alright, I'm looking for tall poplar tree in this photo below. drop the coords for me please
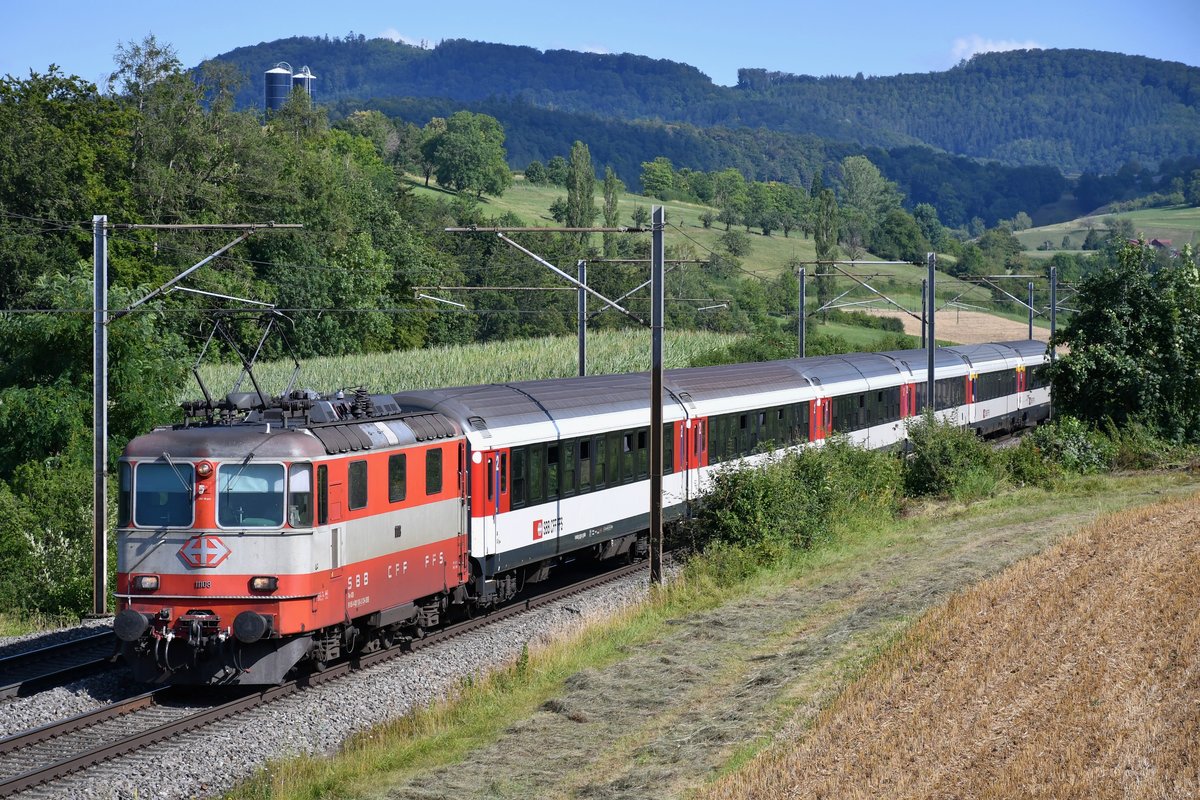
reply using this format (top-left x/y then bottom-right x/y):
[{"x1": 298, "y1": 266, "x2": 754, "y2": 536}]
[
  {"x1": 602, "y1": 166, "x2": 624, "y2": 258},
  {"x1": 814, "y1": 188, "x2": 840, "y2": 321},
  {"x1": 566, "y1": 141, "x2": 597, "y2": 244}
]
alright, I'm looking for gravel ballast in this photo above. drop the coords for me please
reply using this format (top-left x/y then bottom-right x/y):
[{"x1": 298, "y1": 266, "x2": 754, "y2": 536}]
[{"x1": 7, "y1": 568, "x2": 654, "y2": 799}]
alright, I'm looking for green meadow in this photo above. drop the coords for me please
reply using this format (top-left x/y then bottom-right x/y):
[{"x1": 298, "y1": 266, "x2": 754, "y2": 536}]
[{"x1": 1016, "y1": 205, "x2": 1200, "y2": 257}]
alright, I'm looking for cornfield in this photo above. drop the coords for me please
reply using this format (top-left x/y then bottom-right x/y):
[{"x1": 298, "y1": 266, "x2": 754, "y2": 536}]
[{"x1": 193, "y1": 329, "x2": 742, "y2": 399}]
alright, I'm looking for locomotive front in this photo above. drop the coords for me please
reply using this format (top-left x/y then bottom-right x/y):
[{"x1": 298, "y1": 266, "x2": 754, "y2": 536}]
[{"x1": 113, "y1": 423, "x2": 328, "y2": 684}]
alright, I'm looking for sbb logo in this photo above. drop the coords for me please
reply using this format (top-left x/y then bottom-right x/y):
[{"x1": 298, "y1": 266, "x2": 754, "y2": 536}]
[
  {"x1": 177, "y1": 535, "x2": 231, "y2": 569},
  {"x1": 532, "y1": 517, "x2": 563, "y2": 541}
]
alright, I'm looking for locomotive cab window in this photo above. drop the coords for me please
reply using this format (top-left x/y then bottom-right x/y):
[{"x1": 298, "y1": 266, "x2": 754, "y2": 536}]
[
  {"x1": 348, "y1": 460, "x2": 368, "y2": 511},
  {"x1": 118, "y1": 462, "x2": 131, "y2": 527},
  {"x1": 134, "y1": 462, "x2": 194, "y2": 528},
  {"x1": 426, "y1": 448, "x2": 443, "y2": 496},
  {"x1": 288, "y1": 463, "x2": 313, "y2": 527},
  {"x1": 218, "y1": 463, "x2": 285, "y2": 528},
  {"x1": 317, "y1": 465, "x2": 328, "y2": 525},
  {"x1": 388, "y1": 454, "x2": 407, "y2": 503}
]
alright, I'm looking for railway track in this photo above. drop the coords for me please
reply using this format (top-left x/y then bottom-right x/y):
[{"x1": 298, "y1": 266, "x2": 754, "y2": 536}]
[
  {"x1": 0, "y1": 631, "x2": 116, "y2": 701},
  {"x1": 0, "y1": 557, "x2": 648, "y2": 797}
]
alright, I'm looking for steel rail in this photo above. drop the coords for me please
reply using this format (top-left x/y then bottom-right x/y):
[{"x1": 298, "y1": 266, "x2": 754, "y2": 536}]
[
  {"x1": 0, "y1": 557, "x2": 649, "y2": 796},
  {"x1": 0, "y1": 631, "x2": 116, "y2": 701}
]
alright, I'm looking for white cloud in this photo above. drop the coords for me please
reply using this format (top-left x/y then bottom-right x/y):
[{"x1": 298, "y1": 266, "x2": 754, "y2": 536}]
[
  {"x1": 951, "y1": 34, "x2": 1042, "y2": 62},
  {"x1": 378, "y1": 28, "x2": 428, "y2": 47},
  {"x1": 580, "y1": 43, "x2": 609, "y2": 55}
]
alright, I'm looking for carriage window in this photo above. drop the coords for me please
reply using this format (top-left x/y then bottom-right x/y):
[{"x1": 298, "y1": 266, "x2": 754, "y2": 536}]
[
  {"x1": 500, "y1": 452, "x2": 508, "y2": 494},
  {"x1": 425, "y1": 448, "x2": 443, "y2": 496},
  {"x1": 546, "y1": 444, "x2": 560, "y2": 500},
  {"x1": 607, "y1": 432, "x2": 621, "y2": 484},
  {"x1": 622, "y1": 433, "x2": 634, "y2": 482},
  {"x1": 388, "y1": 454, "x2": 407, "y2": 503},
  {"x1": 348, "y1": 460, "x2": 368, "y2": 511},
  {"x1": 637, "y1": 429, "x2": 649, "y2": 478},
  {"x1": 118, "y1": 462, "x2": 131, "y2": 527},
  {"x1": 664, "y1": 424, "x2": 674, "y2": 474},
  {"x1": 218, "y1": 463, "x2": 285, "y2": 528},
  {"x1": 288, "y1": 462, "x2": 313, "y2": 527},
  {"x1": 592, "y1": 437, "x2": 605, "y2": 489},
  {"x1": 134, "y1": 462, "x2": 193, "y2": 527},
  {"x1": 511, "y1": 448, "x2": 527, "y2": 508},
  {"x1": 561, "y1": 441, "x2": 576, "y2": 497},
  {"x1": 528, "y1": 445, "x2": 544, "y2": 505},
  {"x1": 579, "y1": 439, "x2": 591, "y2": 491}
]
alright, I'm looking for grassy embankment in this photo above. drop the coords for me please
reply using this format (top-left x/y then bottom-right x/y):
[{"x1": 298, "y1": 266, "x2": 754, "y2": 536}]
[
  {"x1": 1016, "y1": 204, "x2": 1200, "y2": 258},
  {"x1": 224, "y1": 468, "x2": 1200, "y2": 800}
]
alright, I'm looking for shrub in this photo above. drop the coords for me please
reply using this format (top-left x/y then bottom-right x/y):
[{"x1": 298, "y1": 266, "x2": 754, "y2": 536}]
[
  {"x1": 903, "y1": 411, "x2": 1000, "y2": 500},
  {"x1": 686, "y1": 438, "x2": 901, "y2": 565},
  {"x1": 1104, "y1": 420, "x2": 1168, "y2": 470},
  {"x1": 1026, "y1": 417, "x2": 1114, "y2": 474},
  {"x1": 1003, "y1": 436, "x2": 1063, "y2": 488}
]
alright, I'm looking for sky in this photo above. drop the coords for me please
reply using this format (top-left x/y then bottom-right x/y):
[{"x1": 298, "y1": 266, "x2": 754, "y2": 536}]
[{"x1": 2, "y1": 0, "x2": 1197, "y2": 88}]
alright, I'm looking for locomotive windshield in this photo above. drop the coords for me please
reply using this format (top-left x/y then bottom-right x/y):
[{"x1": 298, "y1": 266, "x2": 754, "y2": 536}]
[
  {"x1": 134, "y1": 463, "x2": 194, "y2": 527},
  {"x1": 218, "y1": 464, "x2": 285, "y2": 528}
]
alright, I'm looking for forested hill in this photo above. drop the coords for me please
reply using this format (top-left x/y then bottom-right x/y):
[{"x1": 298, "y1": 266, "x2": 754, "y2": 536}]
[{"x1": 207, "y1": 37, "x2": 1200, "y2": 174}]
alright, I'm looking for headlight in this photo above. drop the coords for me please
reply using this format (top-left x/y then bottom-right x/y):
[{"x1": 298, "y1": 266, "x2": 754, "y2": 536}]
[
  {"x1": 249, "y1": 576, "x2": 278, "y2": 592},
  {"x1": 196, "y1": 461, "x2": 213, "y2": 478},
  {"x1": 132, "y1": 575, "x2": 159, "y2": 591}
]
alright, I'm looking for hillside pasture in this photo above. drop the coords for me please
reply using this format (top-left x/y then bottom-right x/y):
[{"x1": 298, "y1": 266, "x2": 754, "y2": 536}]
[
  {"x1": 406, "y1": 175, "x2": 975, "y2": 294},
  {"x1": 1016, "y1": 204, "x2": 1200, "y2": 257}
]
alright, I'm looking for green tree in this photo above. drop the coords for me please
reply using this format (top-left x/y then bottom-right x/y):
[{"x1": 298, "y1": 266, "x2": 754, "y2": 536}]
[
  {"x1": 523, "y1": 159, "x2": 547, "y2": 185},
  {"x1": 546, "y1": 155, "x2": 569, "y2": 186},
  {"x1": 814, "y1": 188, "x2": 839, "y2": 261},
  {"x1": 720, "y1": 229, "x2": 752, "y2": 257},
  {"x1": 1185, "y1": 170, "x2": 1200, "y2": 207},
  {"x1": 565, "y1": 141, "x2": 597, "y2": 238},
  {"x1": 814, "y1": 188, "x2": 840, "y2": 320},
  {"x1": 630, "y1": 204, "x2": 650, "y2": 228},
  {"x1": 712, "y1": 168, "x2": 747, "y2": 231},
  {"x1": 873, "y1": 209, "x2": 930, "y2": 263},
  {"x1": 432, "y1": 111, "x2": 512, "y2": 198},
  {"x1": 602, "y1": 166, "x2": 624, "y2": 258},
  {"x1": 1048, "y1": 241, "x2": 1200, "y2": 441},
  {"x1": 0, "y1": 69, "x2": 132, "y2": 305},
  {"x1": 640, "y1": 156, "x2": 675, "y2": 199},
  {"x1": 773, "y1": 183, "x2": 806, "y2": 238},
  {"x1": 838, "y1": 155, "x2": 901, "y2": 248},
  {"x1": 913, "y1": 203, "x2": 945, "y2": 249},
  {"x1": 418, "y1": 117, "x2": 446, "y2": 187},
  {"x1": 745, "y1": 181, "x2": 778, "y2": 236},
  {"x1": 1082, "y1": 227, "x2": 1105, "y2": 250}
]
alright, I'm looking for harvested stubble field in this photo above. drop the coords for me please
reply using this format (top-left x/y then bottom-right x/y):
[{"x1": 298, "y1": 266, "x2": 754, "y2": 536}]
[
  {"x1": 705, "y1": 493, "x2": 1200, "y2": 800},
  {"x1": 864, "y1": 308, "x2": 1045, "y2": 345},
  {"x1": 273, "y1": 474, "x2": 1199, "y2": 800}
]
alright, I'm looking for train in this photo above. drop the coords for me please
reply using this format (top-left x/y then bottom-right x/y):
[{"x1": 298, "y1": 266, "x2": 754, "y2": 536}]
[{"x1": 112, "y1": 339, "x2": 1051, "y2": 685}]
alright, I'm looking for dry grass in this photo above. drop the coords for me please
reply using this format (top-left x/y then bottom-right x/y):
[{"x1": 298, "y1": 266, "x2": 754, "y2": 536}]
[
  {"x1": 703, "y1": 496, "x2": 1200, "y2": 800},
  {"x1": 862, "y1": 308, "x2": 1045, "y2": 345}
]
